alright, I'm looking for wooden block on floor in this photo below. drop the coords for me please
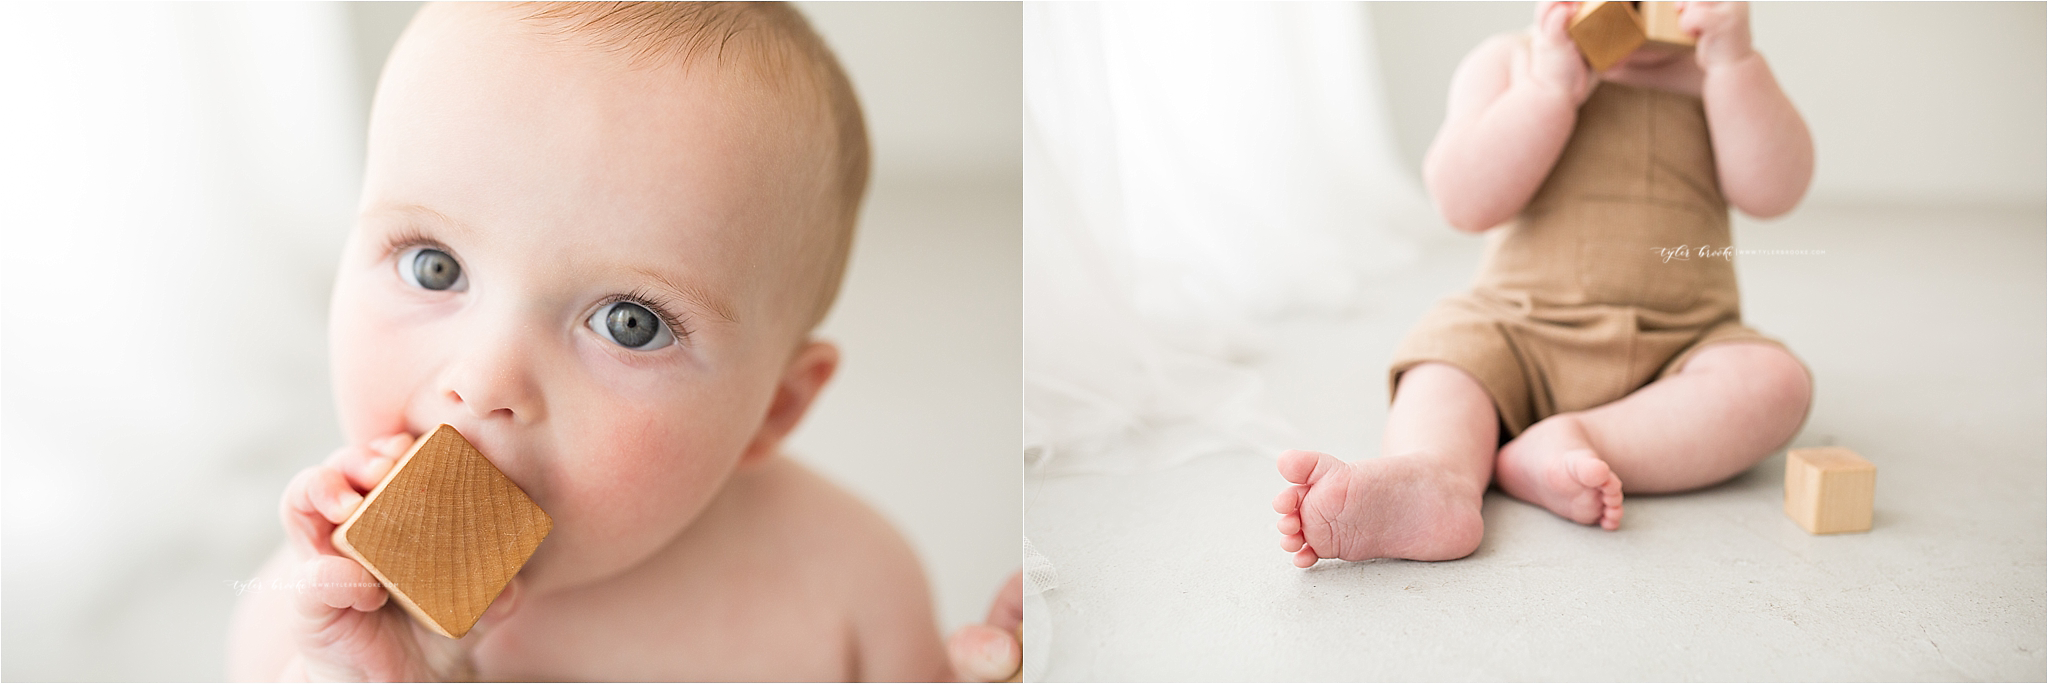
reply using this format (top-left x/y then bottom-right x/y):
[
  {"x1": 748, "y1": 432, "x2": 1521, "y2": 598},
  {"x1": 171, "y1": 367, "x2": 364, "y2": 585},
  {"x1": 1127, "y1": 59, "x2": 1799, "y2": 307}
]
[
  {"x1": 1569, "y1": 0, "x2": 1647, "y2": 72},
  {"x1": 1640, "y1": 1, "x2": 1696, "y2": 48},
  {"x1": 1783, "y1": 446, "x2": 1876, "y2": 534},
  {"x1": 332, "y1": 424, "x2": 552, "y2": 638}
]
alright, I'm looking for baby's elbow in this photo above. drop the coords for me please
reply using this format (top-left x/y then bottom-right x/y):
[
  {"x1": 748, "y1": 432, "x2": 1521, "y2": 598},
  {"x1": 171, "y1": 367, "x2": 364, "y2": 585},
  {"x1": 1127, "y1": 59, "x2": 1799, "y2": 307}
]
[
  {"x1": 1743, "y1": 200, "x2": 1797, "y2": 220},
  {"x1": 1445, "y1": 210, "x2": 1501, "y2": 233},
  {"x1": 1735, "y1": 182, "x2": 1810, "y2": 220},
  {"x1": 1433, "y1": 194, "x2": 1507, "y2": 233},
  {"x1": 1425, "y1": 176, "x2": 1501, "y2": 234}
]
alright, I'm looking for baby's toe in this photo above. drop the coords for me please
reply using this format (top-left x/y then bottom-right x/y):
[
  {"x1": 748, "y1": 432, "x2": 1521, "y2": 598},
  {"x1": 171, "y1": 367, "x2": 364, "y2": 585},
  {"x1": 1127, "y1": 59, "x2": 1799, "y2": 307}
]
[
  {"x1": 1272, "y1": 485, "x2": 1304, "y2": 515},
  {"x1": 1277, "y1": 450, "x2": 1318, "y2": 484},
  {"x1": 1565, "y1": 450, "x2": 1613, "y2": 488}
]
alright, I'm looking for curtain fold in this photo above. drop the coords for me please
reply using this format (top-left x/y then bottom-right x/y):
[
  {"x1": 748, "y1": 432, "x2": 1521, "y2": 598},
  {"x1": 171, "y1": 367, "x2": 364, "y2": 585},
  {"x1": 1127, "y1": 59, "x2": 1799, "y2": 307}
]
[{"x1": 1024, "y1": 2, "x2": 1426, "y2": 477}]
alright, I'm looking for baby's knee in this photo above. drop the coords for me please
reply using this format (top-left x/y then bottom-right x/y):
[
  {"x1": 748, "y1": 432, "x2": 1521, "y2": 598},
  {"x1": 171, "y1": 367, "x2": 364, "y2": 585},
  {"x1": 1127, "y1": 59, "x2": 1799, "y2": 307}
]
[{"x1": 1719, "y1": 343, "x2": 1812, "y2": 418}]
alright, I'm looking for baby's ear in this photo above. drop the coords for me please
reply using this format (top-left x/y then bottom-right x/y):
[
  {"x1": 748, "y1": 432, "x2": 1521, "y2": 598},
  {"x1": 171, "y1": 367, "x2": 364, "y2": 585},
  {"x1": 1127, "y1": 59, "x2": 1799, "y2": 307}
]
[{"x1": 739, "y1": 340, "x2": 840, "y2": 463}]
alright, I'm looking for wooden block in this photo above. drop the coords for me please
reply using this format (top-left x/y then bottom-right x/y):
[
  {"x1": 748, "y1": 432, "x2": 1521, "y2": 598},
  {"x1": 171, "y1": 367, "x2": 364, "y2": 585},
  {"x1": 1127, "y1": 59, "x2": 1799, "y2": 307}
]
[
  {"x1": 1640, "y1": 1, "x2": 1696, "y2": 48},
  {"x1": 331, "y1": 424, "x2": 552, "y2": 638},
  {"x1": 1783, "y1": 446, "x2": 1876, "y2": 534},
  {"x1": 1569, "y1": 1, "x2": 1647, "y2": 72}
]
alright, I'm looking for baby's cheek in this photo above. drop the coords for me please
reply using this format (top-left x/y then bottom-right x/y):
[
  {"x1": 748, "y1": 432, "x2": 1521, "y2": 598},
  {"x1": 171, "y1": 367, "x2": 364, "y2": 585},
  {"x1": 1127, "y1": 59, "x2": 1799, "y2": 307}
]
[
  {"x1": 328, "y1": 274, "x2": 434, "y2": 444},
  {"x1": 569, "y1": 403, "x2": 732, "y2": 517}
]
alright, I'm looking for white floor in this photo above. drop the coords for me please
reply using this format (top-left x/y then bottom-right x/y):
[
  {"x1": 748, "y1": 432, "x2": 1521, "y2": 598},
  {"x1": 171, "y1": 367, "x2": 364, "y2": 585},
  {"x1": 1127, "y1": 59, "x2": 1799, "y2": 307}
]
[{"x1": 1025, "y1": 203, "x2": 2046, "y2": 680}]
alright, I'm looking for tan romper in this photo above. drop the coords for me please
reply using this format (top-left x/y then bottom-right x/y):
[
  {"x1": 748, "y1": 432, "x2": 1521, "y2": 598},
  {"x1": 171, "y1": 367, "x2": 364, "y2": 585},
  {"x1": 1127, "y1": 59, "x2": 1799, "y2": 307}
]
[{"x1": 1389, "y1": 82, "x2": 1801, "y2": 438}]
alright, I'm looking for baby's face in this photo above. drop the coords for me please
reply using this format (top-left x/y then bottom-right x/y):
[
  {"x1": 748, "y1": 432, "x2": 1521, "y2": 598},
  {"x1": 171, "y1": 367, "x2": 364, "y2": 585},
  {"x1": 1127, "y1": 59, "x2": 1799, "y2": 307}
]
[{"x1": 329, "y1": 4, "x2": 832, "y2": 592}]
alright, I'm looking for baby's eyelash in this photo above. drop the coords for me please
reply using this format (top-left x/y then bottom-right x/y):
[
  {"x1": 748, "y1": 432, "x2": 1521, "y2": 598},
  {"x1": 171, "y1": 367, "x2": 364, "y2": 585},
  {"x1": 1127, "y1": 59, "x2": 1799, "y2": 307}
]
[
  {"x1": 379, "y1": 229, "x2": 691, "y2": 345},
  {"x1": 382, "y1": 227, "x2": 451, "y2": 259},
  {"x1": 603, "y1": 289, "x2": 694, "y2": 343}
]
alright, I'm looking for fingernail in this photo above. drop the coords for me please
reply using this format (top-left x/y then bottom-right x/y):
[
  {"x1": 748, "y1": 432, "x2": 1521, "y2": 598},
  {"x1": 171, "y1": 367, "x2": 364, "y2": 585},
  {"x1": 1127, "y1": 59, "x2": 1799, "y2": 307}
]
[
  {"x1": 334, "y1": 490, "x2": 363, "y2": 516},
  {"x1": 376, "y1": 434, "x2": 410, "y2": 451},
  {"x1": 984, "y1": 634, "x2": 1014, "y2": 662}
]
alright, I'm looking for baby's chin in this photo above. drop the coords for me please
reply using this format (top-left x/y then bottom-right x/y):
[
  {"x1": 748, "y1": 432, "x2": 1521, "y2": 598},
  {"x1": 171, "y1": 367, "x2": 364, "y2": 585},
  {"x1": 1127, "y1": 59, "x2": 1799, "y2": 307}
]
[{"x1": 512, "y1": 529, "x2": 660, "y2": 595}]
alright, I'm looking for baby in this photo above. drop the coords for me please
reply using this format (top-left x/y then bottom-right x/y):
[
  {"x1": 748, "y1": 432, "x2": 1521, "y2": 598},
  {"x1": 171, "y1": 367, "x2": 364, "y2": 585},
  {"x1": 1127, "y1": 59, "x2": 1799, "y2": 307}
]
[
  {"x1": 1274, "y1": 1, "x2": 1815, "y2": 565},
  {"x1": 226, "y1": 3, "x2": 968, "y2": 679}
]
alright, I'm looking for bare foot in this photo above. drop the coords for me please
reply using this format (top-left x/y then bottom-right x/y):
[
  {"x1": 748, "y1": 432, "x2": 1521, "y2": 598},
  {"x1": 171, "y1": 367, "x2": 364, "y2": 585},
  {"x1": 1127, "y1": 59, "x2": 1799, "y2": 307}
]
[
  {"x1": 1494, "y1": 414, "x2": 1624, "y2": 530},
  {"x1": 1271, "y1": 450, "x2": 1485, "y2": 567}
]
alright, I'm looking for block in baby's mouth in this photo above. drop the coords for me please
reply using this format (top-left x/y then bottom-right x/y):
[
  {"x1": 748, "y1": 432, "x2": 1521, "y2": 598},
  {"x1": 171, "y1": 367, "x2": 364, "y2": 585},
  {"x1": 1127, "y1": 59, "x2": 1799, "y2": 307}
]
[{"x1": 331, "y1": 424, "x2": 552, "y2": 639}]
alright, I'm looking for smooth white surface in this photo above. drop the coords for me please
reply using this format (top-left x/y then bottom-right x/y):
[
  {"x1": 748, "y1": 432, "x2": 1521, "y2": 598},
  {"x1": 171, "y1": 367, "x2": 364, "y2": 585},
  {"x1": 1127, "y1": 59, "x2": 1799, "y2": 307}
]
[{"x1": 1025, "y1": 203, "x2": 2046, "y2": 680}]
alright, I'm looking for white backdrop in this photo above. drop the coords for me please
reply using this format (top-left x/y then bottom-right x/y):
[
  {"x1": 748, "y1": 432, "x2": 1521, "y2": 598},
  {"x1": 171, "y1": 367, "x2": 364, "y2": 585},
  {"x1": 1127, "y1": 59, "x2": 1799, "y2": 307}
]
[
  {"x1": 1024, "y1": 2, "x2": 1425, "y2": 476},
  {"x1": 0, "y1": 2, "x2": 1020, "y2": 680}
]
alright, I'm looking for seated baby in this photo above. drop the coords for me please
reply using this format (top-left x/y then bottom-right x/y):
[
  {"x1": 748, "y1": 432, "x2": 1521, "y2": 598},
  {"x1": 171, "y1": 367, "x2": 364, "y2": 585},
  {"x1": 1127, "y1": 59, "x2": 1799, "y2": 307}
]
[
  {"x1": 1274, "y1": 0, "x2": 1815, "y2": 565},
  {"x1": 227, "y1": 3, "x2": 959, "y2": 679}
]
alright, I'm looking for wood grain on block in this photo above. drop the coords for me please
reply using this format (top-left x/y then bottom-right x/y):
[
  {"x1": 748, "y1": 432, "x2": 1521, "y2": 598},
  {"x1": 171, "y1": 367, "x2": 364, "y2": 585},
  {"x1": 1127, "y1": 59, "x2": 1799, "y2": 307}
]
[
  {"x1": 1783, "y1": 446, "x2": 1876, "y2": 535},
  {"x1": 331, "y1": 424, "x2": 552, "y2": 638},
  {"x1": 1569, "y1": 0, "x2": 1647, "y2": 72},
  {"x1": 1640, "y1": 1, "x2": 1696, "y2": 47}
]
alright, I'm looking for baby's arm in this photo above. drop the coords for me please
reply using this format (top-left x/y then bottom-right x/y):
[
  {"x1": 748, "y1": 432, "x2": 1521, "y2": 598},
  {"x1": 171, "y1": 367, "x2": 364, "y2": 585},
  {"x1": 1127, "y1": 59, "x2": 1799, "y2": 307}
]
[
  {"x1": 1684, "y1": 1, "x2": 1814, "y2": 217},
  {"x1": 1424, "y1": 2, "x2": 1594, "y2": 232}
]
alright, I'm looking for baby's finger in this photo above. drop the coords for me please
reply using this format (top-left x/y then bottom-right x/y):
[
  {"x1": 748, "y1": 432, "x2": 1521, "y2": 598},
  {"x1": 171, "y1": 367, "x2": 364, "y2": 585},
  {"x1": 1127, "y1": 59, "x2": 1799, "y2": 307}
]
[
  {"x1": 1276, "y1": 514, "x2": 1301, "y2": 537},
  {"x1": 280, "y1": 466, "x2": 358, "y2": 558},
  {"x1": 947, "y1": 624, "x2": 1021, "y2": 683},
  {"x1": 1539, "y1": 2, "x2": 1576, "y2": 40},
  {"x1": 983, "y1": 571, "x2": 1023, "y2": 632},
  {"x1": 1292, "y1": 546, "x2": 1320, "y2": 568},
  {"x1": 1272, "y1": 485, "x2": 1304, "y2": 515},
  {"x1": 292, "y1": 554, "x2": 389, "y2": 619},
  {"x1": 288, "y1": 466, "x2": 364, "y2": 524},
  {"x1": 328, "y1": 434, "x2": 414, "y2": 491},
  {"x1": 1281, "y1": 533, "x2": 1305, "y2": 553}
]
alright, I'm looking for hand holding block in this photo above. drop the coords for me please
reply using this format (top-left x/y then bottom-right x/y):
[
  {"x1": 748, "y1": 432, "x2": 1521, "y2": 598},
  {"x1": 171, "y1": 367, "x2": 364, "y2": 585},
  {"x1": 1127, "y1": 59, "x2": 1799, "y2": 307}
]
[
  {"x1": 1569, "y1": 1, "x2": 1695, "y2": 72},
  {"x1": 1638, "y1": 1, "x2": 1695, "y2": 48},
  {"x1": 1783, "y1": 446, "x2": 1876, "y2": 534},
  {"x1": 1569, "y1": 1, "x2": 1647, "y2": 72},
  {"x1": 331, "y1": 425, "x2": 552, "y2": 638}
]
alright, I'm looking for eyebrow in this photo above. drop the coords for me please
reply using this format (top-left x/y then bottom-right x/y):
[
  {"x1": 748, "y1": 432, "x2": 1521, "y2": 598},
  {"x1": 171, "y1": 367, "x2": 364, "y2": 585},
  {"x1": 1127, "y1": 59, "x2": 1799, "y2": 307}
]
[
  {"x1": 370, "y1": 203, "x2": 475, "y2": 238},
  {"x1": 634, "y1": 266, "x2": 738, "y2": 325}
]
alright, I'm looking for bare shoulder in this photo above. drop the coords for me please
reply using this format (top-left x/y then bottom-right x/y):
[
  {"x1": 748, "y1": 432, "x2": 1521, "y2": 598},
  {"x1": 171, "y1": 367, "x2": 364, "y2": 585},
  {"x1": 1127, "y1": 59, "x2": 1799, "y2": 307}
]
[{"x1": 718, "y1": 456, "x2": 952, "y2": 681}]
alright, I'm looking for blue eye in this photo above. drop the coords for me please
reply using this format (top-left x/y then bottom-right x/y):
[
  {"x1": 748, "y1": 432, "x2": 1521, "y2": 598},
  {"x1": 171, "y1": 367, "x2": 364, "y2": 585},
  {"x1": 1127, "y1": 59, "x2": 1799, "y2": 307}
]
[
  {"x1": 587, "y1": 300, "x2": 675, "y2": 350},
  {"x1": 397, "y1": 246, "x2": 465, "y2": 291}
]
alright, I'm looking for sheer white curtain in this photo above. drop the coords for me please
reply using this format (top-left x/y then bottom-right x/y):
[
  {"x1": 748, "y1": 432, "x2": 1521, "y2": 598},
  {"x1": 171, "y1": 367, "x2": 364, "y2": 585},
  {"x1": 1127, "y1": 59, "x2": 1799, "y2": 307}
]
[
  {"x1": 1024, "y1": 2, "x2": 1426, "y2": 477},
  {"x1": 1, "y1": 4, "x2": 361, "y2": 679}
]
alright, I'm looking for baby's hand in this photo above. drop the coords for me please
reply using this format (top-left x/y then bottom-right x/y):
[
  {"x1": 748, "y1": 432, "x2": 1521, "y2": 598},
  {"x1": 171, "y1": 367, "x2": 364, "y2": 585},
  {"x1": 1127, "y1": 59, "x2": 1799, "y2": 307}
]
[
  {"x1": 278, "y1": 434, "x2": 443, "y2": 681},
  {"x1": 947, "y1": 571, "x2": 1023, "y2": 682},
  {"x1": 1678, "y1": 1, "x2": 1755, "y2": 71},
  {"x1": 1525, "y1": 1, "x2": 1595, "y2": 103}
]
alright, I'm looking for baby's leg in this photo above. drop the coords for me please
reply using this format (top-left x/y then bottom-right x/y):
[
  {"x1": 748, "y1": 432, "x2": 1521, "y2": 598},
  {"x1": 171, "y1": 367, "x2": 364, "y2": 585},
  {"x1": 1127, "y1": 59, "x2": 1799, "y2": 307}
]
[
  {"x1": 1497, "y1": 342, "x2": 1811, "y2": 524},
  {"x1": 1272, "y1": 363, "x2": 1496, "y2": 565}
]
